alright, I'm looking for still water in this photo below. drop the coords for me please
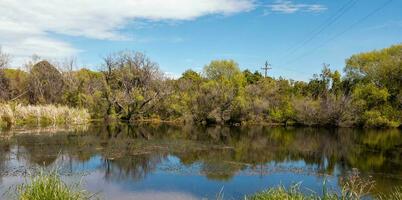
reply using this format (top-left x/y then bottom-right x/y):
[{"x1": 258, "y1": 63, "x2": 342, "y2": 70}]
[{"x1": 0, "y1": 124, "x2": 401, "y2": 199}]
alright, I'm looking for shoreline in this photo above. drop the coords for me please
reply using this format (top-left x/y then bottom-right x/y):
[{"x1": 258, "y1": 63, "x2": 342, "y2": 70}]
[{"x1": 2, "y1": 119, "x2": 400, "y2": 132}]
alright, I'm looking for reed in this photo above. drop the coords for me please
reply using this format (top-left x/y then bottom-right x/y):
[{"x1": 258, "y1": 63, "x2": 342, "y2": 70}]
[
  {"x1": 377, "y1": 187, "x2": 402, "y2": 200},
  {"x1": 0, "y1": 103, "x2": 90, "y2": 128}
]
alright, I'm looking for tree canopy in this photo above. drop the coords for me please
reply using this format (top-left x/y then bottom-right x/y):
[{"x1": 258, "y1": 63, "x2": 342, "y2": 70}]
[{"x1": 0, "y1": 44, "x2": 401, "y2": 127}]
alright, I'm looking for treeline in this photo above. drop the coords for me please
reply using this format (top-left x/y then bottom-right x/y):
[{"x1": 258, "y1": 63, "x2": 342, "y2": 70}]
[{"x1": 0, "y1": 44, "x2": 401, "y2": 127}]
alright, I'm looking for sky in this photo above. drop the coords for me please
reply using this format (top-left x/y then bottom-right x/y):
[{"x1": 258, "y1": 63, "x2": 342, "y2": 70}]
[{"x1": 1, "y1": 0, "x2": 401, "y2": 81}]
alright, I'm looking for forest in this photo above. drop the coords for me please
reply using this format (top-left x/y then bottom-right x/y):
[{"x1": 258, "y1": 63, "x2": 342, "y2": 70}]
[{"x1": 0, "y1": 44, "x2": 401, "y2": 128}]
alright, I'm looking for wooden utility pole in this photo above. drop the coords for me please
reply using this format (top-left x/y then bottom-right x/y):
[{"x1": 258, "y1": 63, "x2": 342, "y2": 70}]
[{"x1": 261, "y1": 61, "x2": 272, "y2": 78}]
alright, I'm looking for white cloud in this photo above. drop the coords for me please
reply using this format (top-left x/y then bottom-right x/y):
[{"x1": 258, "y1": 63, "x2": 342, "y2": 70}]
[
  {"x1": 266, "y1": 0, "x2": 327, "y2": 14},
  {"x1": 0, "y1": 0, "x2": 255, "y2": 66}
]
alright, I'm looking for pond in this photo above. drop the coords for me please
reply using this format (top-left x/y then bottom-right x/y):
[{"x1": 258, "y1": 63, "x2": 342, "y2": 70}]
[{"x1": 0, "y1": 124, "x2": 401, "y2": 199}]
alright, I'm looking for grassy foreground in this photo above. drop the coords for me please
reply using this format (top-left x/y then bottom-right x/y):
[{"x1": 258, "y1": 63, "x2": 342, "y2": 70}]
[
  {"x1": 14, "y1": 171, "x2": 93, "y2": 200},
  {"x1": 245, "y1": 171, "x2": 400, "y2": 200},
  {"x1": 0, "y1": 104, "x2": 90, "y2": 128},
  {"x1": 247, "y1": 185, "x2": 402, "y2": 200},
  {"x1": 5, "y1": 169, "x2": 401, "y2": 200}
]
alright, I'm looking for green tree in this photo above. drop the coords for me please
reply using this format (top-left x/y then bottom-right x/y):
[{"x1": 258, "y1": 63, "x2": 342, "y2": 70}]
[
  {"x1": 345, "y1": 44, "x2": 402, "y2": 108},
  {"x1": 243, "y1": 70, "x2": 263, "y2": 84},
  {"x1": 352, "y1": 83, "x2": 399, "y2": 127},
  {"x1": 193, "y1": 60, "x2": 246, "y2": 124}
]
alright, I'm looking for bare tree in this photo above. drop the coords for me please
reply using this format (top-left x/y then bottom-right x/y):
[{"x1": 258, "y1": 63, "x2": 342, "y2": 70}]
[
  {"x1": 101, "y1": 51, "x2": 169, "y2": 121},
  {"x1": 0, "y1": 47, "x2": 10, "y2": 69}
]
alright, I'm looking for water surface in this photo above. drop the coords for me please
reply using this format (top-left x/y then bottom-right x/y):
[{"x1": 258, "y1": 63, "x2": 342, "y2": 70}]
[{"x1": 0, "y1": 125, "x2": 401, "y2": 199}]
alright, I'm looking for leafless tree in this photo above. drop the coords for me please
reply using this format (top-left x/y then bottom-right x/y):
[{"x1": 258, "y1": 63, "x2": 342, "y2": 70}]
[
  {"x1": 101, "y1": 51, "x2": 169, "y2": 120},
  {"x1": 0, "y1": 47, "x2": 10, "y2": 69}
]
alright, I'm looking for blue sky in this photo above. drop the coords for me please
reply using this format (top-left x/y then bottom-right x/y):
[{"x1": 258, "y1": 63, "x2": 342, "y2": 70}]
[{"x1": 1, "y1": 0, "x2": 401, "y2": 80}]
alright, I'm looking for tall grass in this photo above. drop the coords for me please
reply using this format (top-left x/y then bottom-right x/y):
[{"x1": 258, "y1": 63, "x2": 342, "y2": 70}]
[
  {"x1": 0, "y1": 103, "x2": 90, "y2": 128},
  {"x1": 15, "y1": 170, "x2": 93, "y2": 200},
  {"x1": 246, "y1": 170, "x2": 401, "y2": 200},
  {"x1": 378, "y1": 187, "x2": 402, "y2": 200},
  {"x1": 247, "y1": 185, "x2": 402, "y2": 200},
  {"x1": 247, "y1": 184, "x2": 319, "y2": 200}
]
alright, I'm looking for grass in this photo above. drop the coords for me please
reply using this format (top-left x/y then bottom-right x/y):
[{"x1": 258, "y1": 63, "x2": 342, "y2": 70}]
[
  {"x1": 0, "y1": 103, "x2": 90, "y2": 129},
  {"x1": 247, "y1": 184, "x2": 318, "y2": 200},
  {"x1": 247, "y1": 186, "x2": 402, "y2": 200},
  {"x1": 377, "y1": 187, "x2": 402, "y2": 200},
  {"x1": 246, "y1": 170, "x2": 401, "y2": 200},
  {"x1": 246, "y1": 183, "x2": 402, "y2": 200},
  {"x1": 2, "y1": 168, "x2": 401, "y2": 200},
  {"x1": 14, "y1": 170, "x2": 94, "y2": 200}
]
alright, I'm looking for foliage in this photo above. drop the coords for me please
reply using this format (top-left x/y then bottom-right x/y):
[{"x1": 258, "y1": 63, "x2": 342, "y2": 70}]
[
  {"x1": 0, "y1": 44, "x2": 401, "y2": 127},
  {"x1": 28, "y1": 61, "x2": 64, "y2": 104},
  {"x1": 0, "y1": 48, "x2": 11, "y2": 100},
  {"x1": 101, "y1": 51, "x2": 169, "y2": 121}
]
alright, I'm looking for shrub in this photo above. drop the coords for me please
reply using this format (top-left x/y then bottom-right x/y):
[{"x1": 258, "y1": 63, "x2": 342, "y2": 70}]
[{"x1": 362, "y1": 110, "x2": 399, "y2": 128}]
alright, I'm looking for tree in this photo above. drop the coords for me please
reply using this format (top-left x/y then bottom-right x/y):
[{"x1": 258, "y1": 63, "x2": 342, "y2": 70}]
[
  {"x1": 2, "y1": 69, "x2": 29, "y2": 102},
  {"x1": 243, "y1": 70, "x2": 262, "y2": 84},
  {"x1": 27, "y1": 61, "x2": 64, "y2": 104},
  {"x1": 344, "y1": 45, "x2": 402, "y2": 127},
  {"x1": 101, "y1": 51, "x2": 168, "y2": 121},
  {"x1": 345, "y1": 44, "x2": 402, "y2": 107},
  {"x1": 351, "y1": 83, "x2": 399, "y2": 127},
  {"x1": 193, "y1": 60, "x2": 246, "y2": 124},
  {"x1": 0, "y1": 48, "x2": 11, "y2": 100},
  {"x1": 330, "y1": 70, "x2": 342, "y2": 97}
]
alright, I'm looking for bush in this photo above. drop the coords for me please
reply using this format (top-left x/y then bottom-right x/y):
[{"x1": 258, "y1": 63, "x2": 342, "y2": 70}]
[{"x1": 362, "y1": 110, "x2": 399, "y2": 128}]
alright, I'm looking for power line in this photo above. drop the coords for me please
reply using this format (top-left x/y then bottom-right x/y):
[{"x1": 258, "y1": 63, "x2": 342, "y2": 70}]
[
  {"x1": 285, "y1": 0, "x2": 394, "y2": 65},
  {"x1": 281, "y1": 0, "x2": 359, "y2": 59}
]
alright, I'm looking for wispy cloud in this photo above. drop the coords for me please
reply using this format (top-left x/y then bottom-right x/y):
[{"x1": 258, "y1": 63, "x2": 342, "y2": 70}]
[
  {"x1": 0, "y1": 0, "x2": 255, "y2": 66},
  {"x1": 265, "y1": 0, "x2": 327, "y2": 14}
]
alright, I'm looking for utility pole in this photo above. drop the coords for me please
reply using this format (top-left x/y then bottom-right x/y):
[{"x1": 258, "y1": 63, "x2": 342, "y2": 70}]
[{"x1": 261, "y1": 61, "x2": 272, "y2": 78}]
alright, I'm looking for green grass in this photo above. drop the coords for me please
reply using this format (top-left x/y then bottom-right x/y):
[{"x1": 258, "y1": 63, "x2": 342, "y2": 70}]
[
  {"x1": 246, "y1": 184, "x2": 319, "y2": 200},
  {"x1": 246, "y1": 183, "x2": 402, "y2": 200},
  {"x1": 16, "y1": 170, "x2": 93, "y2": 200}
]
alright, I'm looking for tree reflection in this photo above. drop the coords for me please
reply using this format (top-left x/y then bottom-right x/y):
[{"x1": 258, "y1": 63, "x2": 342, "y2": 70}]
[{"x1": 0, "y1": 124, "x2": 401, "y2": 193}]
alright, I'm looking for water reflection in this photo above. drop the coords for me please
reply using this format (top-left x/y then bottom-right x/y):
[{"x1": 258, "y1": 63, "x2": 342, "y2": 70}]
[{"x1": 0, "y1": 125, "x2": 401, "y2": 197}]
